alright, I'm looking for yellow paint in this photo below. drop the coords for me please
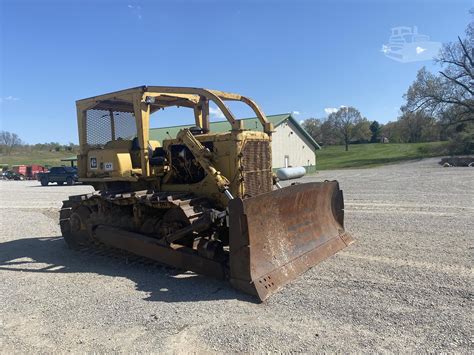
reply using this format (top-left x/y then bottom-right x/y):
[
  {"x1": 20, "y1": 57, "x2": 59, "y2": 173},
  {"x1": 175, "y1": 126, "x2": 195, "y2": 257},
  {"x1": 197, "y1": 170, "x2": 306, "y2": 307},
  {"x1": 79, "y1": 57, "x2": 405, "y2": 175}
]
[{"x1": 76, "y1": 86, "x2": 274, "y2": 201}]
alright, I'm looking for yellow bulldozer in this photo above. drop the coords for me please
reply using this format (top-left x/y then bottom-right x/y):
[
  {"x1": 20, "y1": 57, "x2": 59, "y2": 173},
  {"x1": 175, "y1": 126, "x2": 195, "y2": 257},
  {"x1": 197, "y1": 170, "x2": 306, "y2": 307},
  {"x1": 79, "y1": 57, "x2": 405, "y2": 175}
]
[{"x1": 60, "y1": 86, "x2": 353, "y2": 301}]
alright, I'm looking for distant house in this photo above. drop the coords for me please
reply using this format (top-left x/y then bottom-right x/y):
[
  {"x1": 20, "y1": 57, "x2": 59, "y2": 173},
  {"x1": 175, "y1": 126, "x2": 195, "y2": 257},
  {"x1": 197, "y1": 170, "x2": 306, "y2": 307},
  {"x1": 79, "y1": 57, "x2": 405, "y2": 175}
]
[{"x1": 149, "y1": 113, "x2": 321, "y2": 172}]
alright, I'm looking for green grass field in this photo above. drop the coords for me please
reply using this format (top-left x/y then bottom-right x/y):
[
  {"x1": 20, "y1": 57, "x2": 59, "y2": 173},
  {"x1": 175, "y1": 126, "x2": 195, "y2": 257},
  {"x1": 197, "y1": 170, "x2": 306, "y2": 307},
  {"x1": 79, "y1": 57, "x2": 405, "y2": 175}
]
[
  {"x1": 1, "y1": 142, "x2": 449, "y2": 171},
  {"x1": 316, "y1": 142, "x2": 449, "y2": 170},
  {"x1": 0, "y1": 150, "x2": 77, "y2": 168}
]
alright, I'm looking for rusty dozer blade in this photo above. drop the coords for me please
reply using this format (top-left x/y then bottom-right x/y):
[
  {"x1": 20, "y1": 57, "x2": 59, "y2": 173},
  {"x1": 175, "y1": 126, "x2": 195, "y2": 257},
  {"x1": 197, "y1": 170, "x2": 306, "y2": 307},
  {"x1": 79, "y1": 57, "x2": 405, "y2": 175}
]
[{"x1": 228, "y1": 181, "x2": 354, "y2": 301}]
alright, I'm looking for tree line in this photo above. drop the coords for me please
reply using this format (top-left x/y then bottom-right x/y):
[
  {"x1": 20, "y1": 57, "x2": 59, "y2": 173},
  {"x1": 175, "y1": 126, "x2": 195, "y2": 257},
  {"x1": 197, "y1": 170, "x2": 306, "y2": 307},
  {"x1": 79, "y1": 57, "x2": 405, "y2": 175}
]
[
  {"x1": 0, "y1": 131, "x2": 78, "y2": 155},
  {"x1": 303, "y1": 10, "x2": 473, "y2": 154},
  {"x1": 303, "y1": 110, "x2": 454, "y2": 148},
  {"x1": 303, "y1": 107, "x2": 372, "y2": 151}
]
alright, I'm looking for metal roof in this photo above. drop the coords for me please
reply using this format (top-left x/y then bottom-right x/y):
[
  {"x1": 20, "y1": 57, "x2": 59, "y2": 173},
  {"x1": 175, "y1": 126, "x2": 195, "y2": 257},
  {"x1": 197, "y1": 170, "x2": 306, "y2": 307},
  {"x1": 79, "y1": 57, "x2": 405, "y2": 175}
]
[
  {"x1": 60, "y1": 156, "x2": 78, "y2": 162},
  {"x1": 149, "y1": 113, "x2": 321, "y2": 149}
]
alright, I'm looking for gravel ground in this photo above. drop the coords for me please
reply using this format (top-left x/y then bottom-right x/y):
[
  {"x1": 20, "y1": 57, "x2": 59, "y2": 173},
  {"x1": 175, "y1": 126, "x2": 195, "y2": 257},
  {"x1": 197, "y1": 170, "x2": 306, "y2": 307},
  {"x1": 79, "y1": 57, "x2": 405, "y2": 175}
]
[{"x1": 0, "y1": 158, "x2": 472, "y2": 352}]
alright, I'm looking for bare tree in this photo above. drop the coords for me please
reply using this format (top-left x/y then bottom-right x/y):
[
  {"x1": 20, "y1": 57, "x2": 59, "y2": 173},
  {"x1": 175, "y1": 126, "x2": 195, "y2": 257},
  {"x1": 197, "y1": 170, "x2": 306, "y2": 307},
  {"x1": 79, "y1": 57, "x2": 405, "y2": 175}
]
[
  {"x1": 0, "y1": 131, "x2": 22, "y2": 155},
  {"x1": 302, "y1": 117, "x2": 341, "y2": 146},
  {"x1": 330, "y1": 107, "x2": 364, "y2": 151},
  {"x1": 302, "y1": 118, "x2": 323, "y2": 143},
  {"x1": 403, "y1": 10, "x2": 473, "y2": 124}
]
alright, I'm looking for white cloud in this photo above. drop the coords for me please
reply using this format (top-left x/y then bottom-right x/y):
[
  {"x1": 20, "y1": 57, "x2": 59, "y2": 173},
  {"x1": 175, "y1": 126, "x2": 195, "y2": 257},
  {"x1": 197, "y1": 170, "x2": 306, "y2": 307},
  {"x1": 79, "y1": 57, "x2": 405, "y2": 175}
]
[
  {"x1": 0, "y1": 96, "x2": 20, "y2": 103},
  {"x1": 324, "y1": 105, "x2": 346, "y2": 115},
  {"x1": 291, "y1": 110, "x2": 300, "y2": 116},
  {"x1": 324, "y1": 107, "x2": 338, "y2": 115},
  {"x1": 209, "y1": 106, "x2": 225, "y2": 119}
]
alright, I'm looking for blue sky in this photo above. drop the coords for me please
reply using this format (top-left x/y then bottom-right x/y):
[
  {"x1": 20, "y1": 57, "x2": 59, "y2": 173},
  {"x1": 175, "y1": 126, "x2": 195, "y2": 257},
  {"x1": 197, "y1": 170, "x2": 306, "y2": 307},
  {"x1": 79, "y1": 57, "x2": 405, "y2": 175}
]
[{"x1": 0, "y1": 0, "x2": 472, "y2": 144}]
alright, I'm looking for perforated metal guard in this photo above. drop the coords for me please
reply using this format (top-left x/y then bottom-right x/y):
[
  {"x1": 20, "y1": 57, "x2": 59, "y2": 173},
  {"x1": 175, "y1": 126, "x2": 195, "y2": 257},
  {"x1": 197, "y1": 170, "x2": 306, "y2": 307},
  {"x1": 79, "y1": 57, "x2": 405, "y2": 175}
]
[
  {"x1": 241, "y1": 140, "x2": 273, "y2": 197},
  {"x1": 114, "y1": 111, "x2": 136, "y2": 140},
  {"x1": 86, "y1": 109, "x2": 136, "y2": 146}
]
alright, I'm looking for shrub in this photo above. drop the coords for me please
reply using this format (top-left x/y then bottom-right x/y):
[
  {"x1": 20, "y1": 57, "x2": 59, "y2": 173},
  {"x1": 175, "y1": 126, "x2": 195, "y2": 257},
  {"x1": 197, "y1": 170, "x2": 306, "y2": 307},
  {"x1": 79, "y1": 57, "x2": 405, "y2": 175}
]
[
  {"x1": 417, "y1": 143, "x2": 449, "y2": 156},
  {"x1": 446, "y1": 131, "x2": 474, "y2": 155}
]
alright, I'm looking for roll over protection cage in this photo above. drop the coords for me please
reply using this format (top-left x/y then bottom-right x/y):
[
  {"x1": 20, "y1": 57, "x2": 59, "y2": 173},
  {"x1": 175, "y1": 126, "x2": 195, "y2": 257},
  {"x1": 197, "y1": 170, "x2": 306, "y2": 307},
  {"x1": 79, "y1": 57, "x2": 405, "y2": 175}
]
[{"x1": 76, "y1": 86, "x2": 274, "y2": 177}]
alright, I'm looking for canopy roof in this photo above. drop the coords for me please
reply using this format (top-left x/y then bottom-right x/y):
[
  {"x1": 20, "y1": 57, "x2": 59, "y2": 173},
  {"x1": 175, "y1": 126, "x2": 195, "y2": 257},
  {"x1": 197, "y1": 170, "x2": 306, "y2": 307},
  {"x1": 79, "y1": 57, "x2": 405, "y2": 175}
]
[{"x1": 76, "y1": 85, "x2": 272, "y2": 134}]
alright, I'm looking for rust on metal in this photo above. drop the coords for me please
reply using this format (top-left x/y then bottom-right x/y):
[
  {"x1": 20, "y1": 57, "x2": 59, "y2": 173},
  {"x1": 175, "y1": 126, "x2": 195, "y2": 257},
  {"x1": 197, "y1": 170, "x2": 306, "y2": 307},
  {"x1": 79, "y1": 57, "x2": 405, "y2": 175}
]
[
  {"x1": 229, "y1": 181, "x2": 353, "y2": 301},
  {"x1": 240, "y1": 140, "x2": 273, "y2": 197},
  {"x1": 61, "y1": 180, "x2": 352, "y2": 301},
  {"x1": 62, "y1": 86, "x2": 354, "y2": 302},
  {"x1": 92, "y1": 225, "x2": 226, "y2": 279}
]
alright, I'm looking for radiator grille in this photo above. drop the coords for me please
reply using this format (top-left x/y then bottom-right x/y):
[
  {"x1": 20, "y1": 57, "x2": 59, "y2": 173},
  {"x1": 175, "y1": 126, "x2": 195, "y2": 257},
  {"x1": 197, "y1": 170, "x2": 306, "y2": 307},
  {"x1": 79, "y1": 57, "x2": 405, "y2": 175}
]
[{"x1": 241, "y1": 140, "x2": 273, "y2": 197}]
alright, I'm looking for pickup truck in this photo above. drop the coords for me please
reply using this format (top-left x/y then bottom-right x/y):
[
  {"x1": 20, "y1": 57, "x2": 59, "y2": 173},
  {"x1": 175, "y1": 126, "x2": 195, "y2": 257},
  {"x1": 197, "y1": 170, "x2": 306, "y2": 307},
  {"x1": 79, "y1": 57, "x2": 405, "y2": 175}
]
[{"x1": 37, "y1": 166, "x2": 78, "y2": 186}]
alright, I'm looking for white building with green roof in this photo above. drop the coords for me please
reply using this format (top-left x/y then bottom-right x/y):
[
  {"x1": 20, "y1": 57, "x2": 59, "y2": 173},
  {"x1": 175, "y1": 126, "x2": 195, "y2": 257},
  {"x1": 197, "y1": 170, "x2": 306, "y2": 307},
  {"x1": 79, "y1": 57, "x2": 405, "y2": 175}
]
[{"x1": 149, "y1": 113, "x2": 320, "y2": 172}]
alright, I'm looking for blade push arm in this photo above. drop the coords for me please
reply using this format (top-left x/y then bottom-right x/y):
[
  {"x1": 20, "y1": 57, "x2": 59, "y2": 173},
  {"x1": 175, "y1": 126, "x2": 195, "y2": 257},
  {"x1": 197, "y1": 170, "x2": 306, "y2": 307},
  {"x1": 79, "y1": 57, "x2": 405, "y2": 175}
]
[{"x1": 176, "y1": 129, "x2": 233, "y2": 199}]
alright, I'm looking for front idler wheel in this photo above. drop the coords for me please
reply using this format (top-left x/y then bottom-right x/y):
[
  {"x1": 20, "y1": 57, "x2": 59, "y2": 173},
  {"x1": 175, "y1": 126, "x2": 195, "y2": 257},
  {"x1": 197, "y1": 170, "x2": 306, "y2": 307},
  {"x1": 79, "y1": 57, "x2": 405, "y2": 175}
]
[{"x1": 63, "y1": 206, "x2": 92, "y2": 250}]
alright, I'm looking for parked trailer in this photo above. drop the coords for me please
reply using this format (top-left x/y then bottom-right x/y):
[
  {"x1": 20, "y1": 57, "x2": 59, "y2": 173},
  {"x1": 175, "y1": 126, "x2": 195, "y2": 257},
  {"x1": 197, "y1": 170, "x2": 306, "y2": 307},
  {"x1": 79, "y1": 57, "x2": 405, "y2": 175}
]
[
  {"x1": 11, "y1": 165, "x2": 47, "y2": 180},
  {"x1": 11, "y1": 165, "x2": 27, "y2": 178},
  {"x1": 29, "y1": 164, "x2": 48, "y2": 179}
]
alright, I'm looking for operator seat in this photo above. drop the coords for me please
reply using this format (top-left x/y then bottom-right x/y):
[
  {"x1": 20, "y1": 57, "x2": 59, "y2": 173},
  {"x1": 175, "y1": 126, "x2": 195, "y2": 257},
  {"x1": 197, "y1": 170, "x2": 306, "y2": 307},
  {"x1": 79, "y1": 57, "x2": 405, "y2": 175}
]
[{"x1": 131, "y1": 137, "x2": 164, "y2": 167}]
